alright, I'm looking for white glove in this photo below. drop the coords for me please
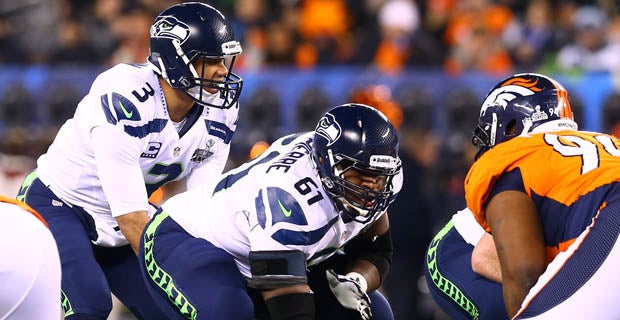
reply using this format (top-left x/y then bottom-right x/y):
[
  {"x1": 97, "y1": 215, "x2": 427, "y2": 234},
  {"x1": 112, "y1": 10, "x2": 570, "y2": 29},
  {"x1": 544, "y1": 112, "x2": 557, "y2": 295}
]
[{"x1": 326, "y1": 269, "x2": 372, "y2": 320}]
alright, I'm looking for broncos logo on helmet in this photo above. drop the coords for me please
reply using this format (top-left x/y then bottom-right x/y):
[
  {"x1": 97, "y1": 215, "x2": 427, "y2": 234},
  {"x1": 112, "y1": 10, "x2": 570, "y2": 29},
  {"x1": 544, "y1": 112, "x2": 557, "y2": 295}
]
[
  {"x1": 150, "y1": 16, "x2": 190, "y2": 44},
  {"x1": 472, "y1": 73, "x2": 578, "y2": 160},
  {"x1": 480, "y1": 77, "x2": 541, "y2": 114},
  {"x1": 315, "y1": 113, "x2": 341, "y2": 147}
]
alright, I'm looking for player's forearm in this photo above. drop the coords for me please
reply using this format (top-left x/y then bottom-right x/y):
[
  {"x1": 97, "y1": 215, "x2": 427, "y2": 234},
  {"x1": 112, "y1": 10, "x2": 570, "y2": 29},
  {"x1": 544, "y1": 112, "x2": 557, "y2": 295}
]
[
  {"x1": 116, "y1": 210, "x2": 151, "y2": 253},
  {"x1": 501, "y1": 261, "x2": 545, "y2": 317},
  {"x1": 346, "y1": 259, "x2": 381, "y2": 292},
  {"x1": 471, "y1": 233, "x2": 502, "y2": 283},
  {"x1": 503, "y1": 276, "x2": 534, "y2": 317}
]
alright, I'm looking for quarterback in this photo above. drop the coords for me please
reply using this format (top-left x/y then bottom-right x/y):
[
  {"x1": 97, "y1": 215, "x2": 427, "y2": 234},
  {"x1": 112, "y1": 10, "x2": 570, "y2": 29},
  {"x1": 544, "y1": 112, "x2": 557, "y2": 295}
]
[{"x1": 16, "y1": 3, "x2": 243, "y2": 319}]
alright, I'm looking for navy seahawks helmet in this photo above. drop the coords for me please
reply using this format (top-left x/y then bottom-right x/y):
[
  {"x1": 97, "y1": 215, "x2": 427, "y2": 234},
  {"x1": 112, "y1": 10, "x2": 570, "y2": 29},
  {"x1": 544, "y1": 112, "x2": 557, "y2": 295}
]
[
  {"x1": 473, "y1": 73, "x2": 578, "y2": 160},
  {"x1": 312, "y1": 104, "x2": 401, "y2": 223},
  {"x1": 148, "y1": 2, "x2": 243, "y2": 109}
]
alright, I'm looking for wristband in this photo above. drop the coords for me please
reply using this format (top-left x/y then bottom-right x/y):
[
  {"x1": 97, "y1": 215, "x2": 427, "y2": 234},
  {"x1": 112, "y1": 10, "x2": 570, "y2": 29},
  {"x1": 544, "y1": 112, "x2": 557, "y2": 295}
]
[{"x1": 345, "y1": 272, "x2": 368, "y2": 292}]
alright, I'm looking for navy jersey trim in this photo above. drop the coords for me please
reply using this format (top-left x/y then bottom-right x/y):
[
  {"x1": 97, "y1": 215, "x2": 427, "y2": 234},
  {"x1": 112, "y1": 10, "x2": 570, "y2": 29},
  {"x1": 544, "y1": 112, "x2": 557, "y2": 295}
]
[
  {"x1": 177, "y1": 104, "x2": 203, "y2": 138},
  {"x1": 101, "y1": 94, "x2": 117, "y2": 125},
  {"x1": 123, "y1": 119, "x2": 168, "y2": 138},
  {"x1": 271, "y1": 216, "x2": 339, "y2": 246},
  {"x1": 213, "y1": 151, "x2": 280, "y2": 194},
  {"x1": 267, "y1": 187, "x2": 307, "y2": 226},
  {"x1": 517, "y1": 201, "x2": 620, "y2": 318},
  {"x1": 205, "y1": 120, "x2": 234, "y2": 144}
]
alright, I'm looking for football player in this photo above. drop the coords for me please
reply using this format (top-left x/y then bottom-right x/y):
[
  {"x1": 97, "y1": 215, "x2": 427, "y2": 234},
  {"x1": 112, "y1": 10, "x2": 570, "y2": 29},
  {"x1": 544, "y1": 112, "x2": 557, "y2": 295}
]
[
  {"x1": 16, "y1": 3, "x2": 243, "y2": 319},
  {"x1": 0, "y1": 197, "x2": 61, "y2": 319},
  {"x1": 138, "y1": 104, "x2": 402, "y2": 320},
  {"x1": 425, "y1": 207, "x2": 507, "y2": 320},
  {"x1": 466, "y1": 73, "x2": 620, "y2": 318}
]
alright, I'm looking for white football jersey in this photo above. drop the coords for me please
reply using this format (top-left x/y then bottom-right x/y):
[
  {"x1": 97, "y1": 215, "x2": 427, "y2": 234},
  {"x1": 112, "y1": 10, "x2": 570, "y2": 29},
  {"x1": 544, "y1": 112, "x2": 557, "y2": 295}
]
[
  {"x1": 163, "y1": 132, "x2": 403, "y2": 277},
  {"x1": 36, "y1": 63, "x2": 238, "y2": 246}
]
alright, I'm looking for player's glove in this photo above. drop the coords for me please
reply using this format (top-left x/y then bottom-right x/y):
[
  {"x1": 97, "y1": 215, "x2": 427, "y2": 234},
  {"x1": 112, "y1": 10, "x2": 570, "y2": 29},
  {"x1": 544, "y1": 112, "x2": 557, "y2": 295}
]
[{"x1": 325, "y1": 269, "x2": 372, "y2": 320}]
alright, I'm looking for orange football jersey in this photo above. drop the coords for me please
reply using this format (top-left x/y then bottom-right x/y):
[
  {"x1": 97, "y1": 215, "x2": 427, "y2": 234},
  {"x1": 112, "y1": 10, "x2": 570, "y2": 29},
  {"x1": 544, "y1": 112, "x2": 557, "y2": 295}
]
[{"x1": 465, "y1": 130, "x2": 620, "y2": 260}]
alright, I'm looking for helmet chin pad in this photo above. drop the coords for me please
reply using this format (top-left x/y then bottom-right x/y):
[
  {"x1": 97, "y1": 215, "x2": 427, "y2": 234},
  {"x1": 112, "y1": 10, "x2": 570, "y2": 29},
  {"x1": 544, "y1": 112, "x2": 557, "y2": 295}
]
[{"x1": 340, "y1": 200, "x2": 370, "y2": 219}]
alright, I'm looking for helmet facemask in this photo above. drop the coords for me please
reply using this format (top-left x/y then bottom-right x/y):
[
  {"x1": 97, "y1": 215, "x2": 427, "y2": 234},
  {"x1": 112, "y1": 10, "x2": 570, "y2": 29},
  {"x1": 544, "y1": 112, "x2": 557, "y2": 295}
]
[
  {"x1": 152, "y1": 39, "x2": 243, "y2": 109},
  {"x1": 318, "y1": 149, "x2": 400, "y2": 223},
  {"x1": 147, "y1": 3, "x2": 243, "y2": 109},
  {"x1": 183, "y1": 52, "x2": 243, "y2": 109},
  {"x1": 472, "y1": 104, "x2": 527, "y2": 160}
]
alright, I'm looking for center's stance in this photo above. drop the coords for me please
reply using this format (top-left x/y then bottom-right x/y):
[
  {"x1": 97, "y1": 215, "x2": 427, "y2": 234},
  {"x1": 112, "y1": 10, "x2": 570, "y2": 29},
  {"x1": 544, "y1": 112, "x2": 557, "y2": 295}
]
[{"x1": 139, "y1": 104, "x2": 402, "y2": 320}]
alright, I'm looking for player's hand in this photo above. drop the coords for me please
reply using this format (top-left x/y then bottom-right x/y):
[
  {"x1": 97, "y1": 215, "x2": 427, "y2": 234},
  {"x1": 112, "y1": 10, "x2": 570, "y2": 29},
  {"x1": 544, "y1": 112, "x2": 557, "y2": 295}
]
[{"x1": 325, "y1": 269, "x2": 372, "y2": 320}]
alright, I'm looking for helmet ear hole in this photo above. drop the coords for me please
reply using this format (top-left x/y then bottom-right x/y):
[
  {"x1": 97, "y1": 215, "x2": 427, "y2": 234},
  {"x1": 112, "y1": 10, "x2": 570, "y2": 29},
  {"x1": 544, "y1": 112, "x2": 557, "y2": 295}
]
[{"x1": 506, "y1": 119, "x2": 517, "y2": 136}]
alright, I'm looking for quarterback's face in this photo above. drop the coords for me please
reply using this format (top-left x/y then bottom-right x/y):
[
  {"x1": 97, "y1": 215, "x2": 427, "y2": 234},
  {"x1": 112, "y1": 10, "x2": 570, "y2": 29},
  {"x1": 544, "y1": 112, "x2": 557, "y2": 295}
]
[{"x1": 193, "y1": 57, "x2": 228, "y2": 94}]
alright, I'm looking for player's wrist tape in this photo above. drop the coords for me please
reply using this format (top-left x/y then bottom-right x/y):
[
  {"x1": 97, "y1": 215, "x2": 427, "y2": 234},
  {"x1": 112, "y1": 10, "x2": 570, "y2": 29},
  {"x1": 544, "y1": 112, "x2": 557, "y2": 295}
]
[
  {"x1": 347, "y1": 229, "x2": 393, "y2": 284},
  {"x1": 345, "y1": 272, "x2": 368, "y2": 293},
  {"x1": 265, "y1": 292, "x2": 315, "y2": 320}
]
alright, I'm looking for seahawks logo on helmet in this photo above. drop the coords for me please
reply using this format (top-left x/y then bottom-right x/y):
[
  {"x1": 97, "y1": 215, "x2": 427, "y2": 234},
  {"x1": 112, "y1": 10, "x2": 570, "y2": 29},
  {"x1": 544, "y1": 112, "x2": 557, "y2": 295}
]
[
  {"x1": 150, "y1": 16, "x2": 190, "y2": 44},
  {"x1": 315, "y1": 113, "x2": 341, "y2": 146}
]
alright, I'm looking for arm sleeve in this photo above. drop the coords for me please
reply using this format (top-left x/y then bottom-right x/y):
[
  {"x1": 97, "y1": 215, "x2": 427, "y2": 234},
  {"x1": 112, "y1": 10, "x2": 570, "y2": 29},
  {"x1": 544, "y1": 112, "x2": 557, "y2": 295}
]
[{"x1": 91, "y1": 126, "x2": 149, "y2": 217}]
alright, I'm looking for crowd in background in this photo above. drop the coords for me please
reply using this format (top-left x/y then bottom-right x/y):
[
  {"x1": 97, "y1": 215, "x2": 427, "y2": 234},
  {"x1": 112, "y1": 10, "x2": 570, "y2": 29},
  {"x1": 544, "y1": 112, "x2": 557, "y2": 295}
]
[
  {"x1": 1, "y1": 0, "x2": 620, "y2": 319},
  {"x1": 2, "y1": 0, "x2": 620, "y2": 74}
]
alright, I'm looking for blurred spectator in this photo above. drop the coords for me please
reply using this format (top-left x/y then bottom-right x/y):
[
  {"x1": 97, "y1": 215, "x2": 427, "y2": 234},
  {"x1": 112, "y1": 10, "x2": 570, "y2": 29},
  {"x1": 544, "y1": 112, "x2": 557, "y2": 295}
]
[
  {"x1": 49, "y1": 18, "x2": 102, "y2": 65},
  {"x1": 555, "y1": 5, "x2": 620, "y2": 73},
  {"x1": 231, "y1": 0, "x2": 269, "y2": 70},
  {"x1": 373, "y1": 0, "x2": 420, "y2": 73},
  {"x1": 0, "y1": 1, "x2": 62, "y2": 63},
  {"x1": 233, "y1": 87, "x2": 283, "y2": 167},
  {"x1": 350, "y1": 84, "x2": 404, "y2": 129},
  {"x1": 295, "y1": 0, "x2": 353, "y2": 67},
  {"x1": 383, "y1": 105, "x2": 441, "y2": 320},
  {"x1": 237, "y1": 26, "x2": 267, "y2": 70},
  {"x1": 77, "y1": 0, "x2": 125, "y2": 64},
  {"x1": 108, "y1": 6, "x2": 153, "y2": 64},
  {"x1": 265, "y1": 20, "x2": 299, "y2": 66},
  {"x1": 45, "y1": 84, "x2": 81, "y2": 127},
  {"x1": 424, "y1": 0, "x2": 455, "y2": 37},
  {"x1": 0, "y1": 152, "x2": 34, "y2": 196},
  {"x1": 296, "y1": 86, "x2": 331, "y2": 131},
  {"x1": 503, "y1": 0, "x2": 556, "y2": 70},
  {"x1": 0, "y1": 83, "x2": 36, "y2": 128},
  {"x1": 602, "y1": 91, "x2": 620, "y2": 133},
  {"x1": 434, "y1": 87, "x2": 481, "y2": 236},
  {"x1": 0, "y1": 16, "x2": 28, "y2": 64},
  {"x1": 443, "y1": 0, "x2": 514, "y2": 75}
]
